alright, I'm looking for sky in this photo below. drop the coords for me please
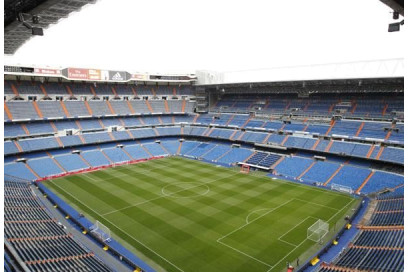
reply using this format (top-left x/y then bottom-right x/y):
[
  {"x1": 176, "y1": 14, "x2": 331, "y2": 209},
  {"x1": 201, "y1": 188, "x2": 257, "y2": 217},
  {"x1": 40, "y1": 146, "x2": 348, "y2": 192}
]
[{"x1": 4, "y1": 0, "x2": 405, "y2": 73}]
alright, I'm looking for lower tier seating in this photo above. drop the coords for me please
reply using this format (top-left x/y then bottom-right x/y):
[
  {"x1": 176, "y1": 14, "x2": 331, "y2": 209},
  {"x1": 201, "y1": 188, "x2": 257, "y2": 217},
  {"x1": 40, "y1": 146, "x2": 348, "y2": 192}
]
[
  {"x1": 319, "y1": 188, "x2": 404, "y2": 272},
  {"x1": 4, "y1": 180, "x2": 112, "y2": 272},
  {"x1": 4, "y1": 139, "x2": 402, "y2": 196}
]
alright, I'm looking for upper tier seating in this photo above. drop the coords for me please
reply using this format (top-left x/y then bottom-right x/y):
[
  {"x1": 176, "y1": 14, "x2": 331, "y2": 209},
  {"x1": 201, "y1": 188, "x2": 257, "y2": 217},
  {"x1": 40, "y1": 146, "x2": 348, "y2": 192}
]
[
  {"x1": 64, "y1": 101, "x2": 91, "y2": 116},
  {"x1": 109, "y1": 101, "x2": 131, "y2": 115},
  {"x1": 5, "y1": 100, "x2": 193, "y2": 121},
  {"x1": 212, "y1": 93, "x2": 403, "y2": 119},
  {"x1": 88, "y1": 101, "x2": 112, "y2": 115},
  {"x1": 6, "y1": 102, "x2": 39, "y2": 119},
  {"x1": 37, "y1": 101, "x2": 67, "y2": 118},
  {"x1": 4, "y1": 118, "x2": 404, "y2": 165}
]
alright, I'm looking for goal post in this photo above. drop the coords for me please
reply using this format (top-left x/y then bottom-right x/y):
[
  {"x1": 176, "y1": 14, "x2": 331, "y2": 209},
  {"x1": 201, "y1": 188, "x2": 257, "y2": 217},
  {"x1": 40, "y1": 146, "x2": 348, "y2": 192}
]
[
  {"x1": 307, "y1": 219, "x2": 329, "y2": 243},
  {"x1": 331, "y1": 183, "x2": 353, "y2": 194},
  {"x1": 90, "y1": 221, "x2": 111, "y2": 242},
  {"x1": 240, "y1": 164, "x2": 250, "y2": 174}
]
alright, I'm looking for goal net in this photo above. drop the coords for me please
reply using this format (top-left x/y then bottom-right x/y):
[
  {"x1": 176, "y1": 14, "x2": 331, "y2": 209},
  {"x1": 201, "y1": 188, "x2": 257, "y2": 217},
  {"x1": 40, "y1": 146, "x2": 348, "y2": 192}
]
[
  {"x1": 240, "y1": 164, "x2": 250, "y2": 174},
  {"x1": 331, "y1": 183, "x2": 353, "y2": 194},
  {"x1": 307, "y1": 219, "x2": 329, "y2": 243},
  {"x1": 90, "y1": 221, "x2": 111, "y2": 242}
]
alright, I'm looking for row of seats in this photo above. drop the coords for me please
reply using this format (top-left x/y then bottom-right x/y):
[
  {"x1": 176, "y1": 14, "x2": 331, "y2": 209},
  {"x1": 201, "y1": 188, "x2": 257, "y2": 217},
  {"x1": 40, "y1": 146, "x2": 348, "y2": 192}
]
[
  {"x1": 369, "y1": 211, "x2": 404, "y2": 226},
  {"x1": 4, "y1": 80, "x2": 194, "y2": 97},
  {"x1": 246, "y1": 152, "x2": 281, "y2": 168},
  {"x1": 5, "y1": 124, "x2": 404, "y2": 166},
  {"x1": 212, "y1": 93, "x2": 403, "y2": 118},
  {"x1": 333, "y1": 247, "x2": 403, "y2": 271},
  {"x1": 4, "y1": 180, "x2": 112, "y2": 272},
  {"x1": 5, "y1": 100, "x2": 196, "y2": 120},
  {"x1": 4, "y1": 115, "x2": 197, "y2": 138},
  {"x1": 353, "y1": 230, "x2": 403, "y2": 248},
  {"x1": 319, "y1": 188, "x2": 404, "y2": 272},
  {"x1": 4, "y1": 140, "x2": 256, "y2": 180},
  {"x1": 6, "y1": 138, "x2": 403, "y2": 195},
  {"x1": 197, "y1": 114, "x2": 403, "y2": 143},
  {"x1": 274, "y1": 156, "x2": 403, "y2": 193}
]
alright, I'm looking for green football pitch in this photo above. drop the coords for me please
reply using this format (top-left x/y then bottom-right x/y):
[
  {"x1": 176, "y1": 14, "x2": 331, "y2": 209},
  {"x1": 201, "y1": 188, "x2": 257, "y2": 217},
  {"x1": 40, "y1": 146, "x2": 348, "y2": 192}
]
[{"x1": 43, "y1": 156, "x2": 359, "y2": 272}]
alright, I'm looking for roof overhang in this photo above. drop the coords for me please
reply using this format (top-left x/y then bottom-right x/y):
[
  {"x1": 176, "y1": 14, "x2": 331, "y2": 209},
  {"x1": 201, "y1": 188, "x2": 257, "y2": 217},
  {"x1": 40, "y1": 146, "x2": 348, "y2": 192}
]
[{"x1": 4, "y1": 0, "x2": 96, "y2": 55}]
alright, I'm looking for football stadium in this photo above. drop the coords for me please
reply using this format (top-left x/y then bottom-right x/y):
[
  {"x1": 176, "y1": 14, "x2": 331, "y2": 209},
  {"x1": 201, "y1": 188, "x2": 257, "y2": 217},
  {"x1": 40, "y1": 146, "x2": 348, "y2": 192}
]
[{"x1": 3, "y1": 1, "x2": 404, "y2": 272}]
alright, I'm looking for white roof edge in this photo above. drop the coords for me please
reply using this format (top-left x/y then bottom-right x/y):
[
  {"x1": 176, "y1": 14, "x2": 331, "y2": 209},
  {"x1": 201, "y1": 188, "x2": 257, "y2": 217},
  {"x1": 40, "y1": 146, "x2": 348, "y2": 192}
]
[{"x1": 196, "y1": 58, "x2": 404, "y2": 85}]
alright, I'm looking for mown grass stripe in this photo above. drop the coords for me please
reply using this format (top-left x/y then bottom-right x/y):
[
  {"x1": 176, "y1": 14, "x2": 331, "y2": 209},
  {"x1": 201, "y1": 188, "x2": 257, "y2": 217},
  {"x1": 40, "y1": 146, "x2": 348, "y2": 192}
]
[{"x1": 43, "y1": 156, "x2": 359, "y2": 272}]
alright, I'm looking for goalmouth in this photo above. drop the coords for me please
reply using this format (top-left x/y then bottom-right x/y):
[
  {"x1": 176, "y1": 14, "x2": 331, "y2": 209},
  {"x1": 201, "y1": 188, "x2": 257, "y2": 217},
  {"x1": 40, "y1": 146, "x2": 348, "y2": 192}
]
[
  {"x1": 90, "y1": 220, "x2": 111, "y2": 242},
  {"x1": 307, "y1": 219, "x2": 329, "y2": 243},
  {"x1": 331, "y1": 183, "x2": 353, "y2": 194},
  {"x1": 240, "y1": 164, "x2": 250, "y2": 174}
]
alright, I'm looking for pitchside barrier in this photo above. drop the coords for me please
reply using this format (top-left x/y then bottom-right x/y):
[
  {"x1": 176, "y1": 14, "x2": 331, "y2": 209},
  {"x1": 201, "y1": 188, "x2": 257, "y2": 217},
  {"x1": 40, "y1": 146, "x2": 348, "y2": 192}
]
[{"x1": 35, "y1": 156, "x2": 165, "y2": 182}]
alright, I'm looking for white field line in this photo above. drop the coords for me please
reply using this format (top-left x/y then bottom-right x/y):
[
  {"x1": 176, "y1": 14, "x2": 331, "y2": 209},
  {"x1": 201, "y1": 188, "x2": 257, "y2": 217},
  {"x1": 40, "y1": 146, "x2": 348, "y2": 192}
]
[
  {"x1": 266, "y1": 237, "x2": 309, "y2": 272},
  {"x1": 161, "y1": 183, "x2": 210, "y2": 199},
  {"x1": 49, "y1": 180, "x2": 185, "y2": 272},
  {"x1": 245, "y1": 208, "x2": 272, "y2": 224},
  {"x1": 277, "y1": 238, "x2": 297, "y2": 247},
  {"x1": 102, "y1": 172, "x2": 240, "y2": 216},
  {"x1": 266, "y1": 198, "x2": 356, "y2": 272},
  {"x1": 216, "y1": 199, "x2": 294, "y2": 268},
  {"x1": 294, "y1": 198, "x2": 340, "y2": 211},
  {"x1": 217, "y1": 240, "x2": 273, "y2": 268},
  {"x1": 217, "y1": 199, "x2": 294, "y2": 242},
  {"x1": 327, "y1": 198, "x2": 355, "y2": 222}
]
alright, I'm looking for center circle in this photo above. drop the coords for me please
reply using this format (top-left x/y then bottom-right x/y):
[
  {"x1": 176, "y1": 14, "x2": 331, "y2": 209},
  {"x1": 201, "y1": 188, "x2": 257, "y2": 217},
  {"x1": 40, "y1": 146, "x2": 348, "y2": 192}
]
[{"x1": 162, "y1": 182, "x2": 210, "y2": 198}]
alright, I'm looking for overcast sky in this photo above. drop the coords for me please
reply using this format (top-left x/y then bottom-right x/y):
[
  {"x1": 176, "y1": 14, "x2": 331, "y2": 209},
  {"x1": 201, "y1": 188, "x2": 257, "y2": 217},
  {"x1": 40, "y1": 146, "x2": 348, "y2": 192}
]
[{"x1": 4, "y1": 0, "x2": 404, "y2": 73}]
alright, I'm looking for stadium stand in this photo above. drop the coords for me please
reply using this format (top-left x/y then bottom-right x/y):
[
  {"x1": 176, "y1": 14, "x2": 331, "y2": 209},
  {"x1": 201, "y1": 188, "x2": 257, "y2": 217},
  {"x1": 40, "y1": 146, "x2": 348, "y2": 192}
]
[
  {"x1": 274, "y1": 156, "x2": 314, "y2": 179},
  {"x1": 4, "y1": 179, "x2": 112, "y2": 272},
  {"x1": 3, "y1": 77, "x2": 404, "y2": 272},
  {"x1": 319, "y1": 187, "x2": 404, "y2": 272}
]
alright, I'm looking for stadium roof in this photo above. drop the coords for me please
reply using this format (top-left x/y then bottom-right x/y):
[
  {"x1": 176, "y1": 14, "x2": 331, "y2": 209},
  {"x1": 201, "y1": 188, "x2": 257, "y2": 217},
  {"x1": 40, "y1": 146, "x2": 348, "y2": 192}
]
[
  {"x1": 379, "y1": 0, "x2": 404, "y2": 15},
  {"x1": 196, "y1": 59, "x2": 404, "y2": 85},
  {"x1": 4, "y1": 0, "x2": 95, "y2": 55}
]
